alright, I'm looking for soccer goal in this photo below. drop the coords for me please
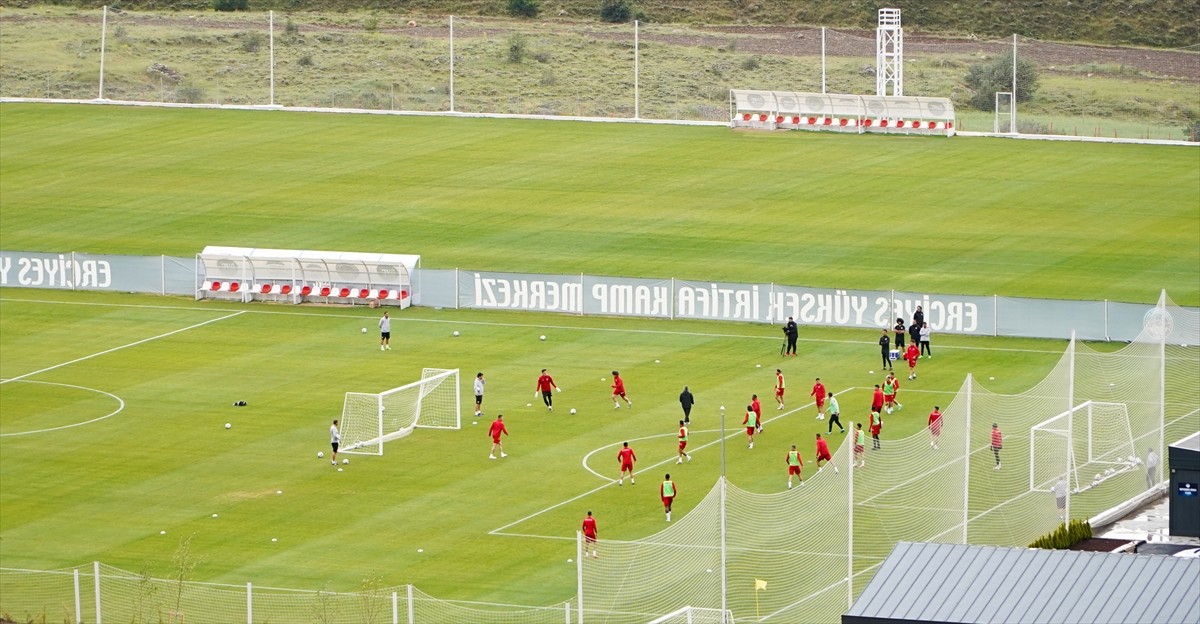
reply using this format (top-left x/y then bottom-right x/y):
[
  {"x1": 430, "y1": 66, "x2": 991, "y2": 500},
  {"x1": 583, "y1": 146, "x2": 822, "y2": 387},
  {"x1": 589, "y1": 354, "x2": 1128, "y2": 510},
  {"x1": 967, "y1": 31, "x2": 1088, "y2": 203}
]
[
  {"x1": 340, "y1": 368, "x2": 460, "y2": 456},
  {"x1": 646, "y1": 606, "x2": 735, "y2": 624},
  {"x1": 1029, "y1": 401, "x2": 1137, "y2": 492}
]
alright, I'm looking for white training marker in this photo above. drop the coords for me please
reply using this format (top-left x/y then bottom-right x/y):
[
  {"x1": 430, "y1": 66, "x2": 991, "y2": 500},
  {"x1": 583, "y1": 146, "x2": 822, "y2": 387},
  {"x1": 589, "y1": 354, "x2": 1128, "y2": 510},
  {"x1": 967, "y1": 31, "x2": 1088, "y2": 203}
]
[
  {"x1": 276, "y1": 490, "x2": 283, "y2": 495},
  {"x1": 526, "y1": 403, "x2": 532, "y2": 407},
  {"x1": 338, "y1": 468, "x2": 343, "y2": 472},
  {"x1": 756, "y1": 364, "x2": 762, "y2": 368},
  {"x1": 417, "y1": 548, "x2": 424, "y2": 553},
  {"x1": 211, "y1": 514, "x2": 218, "y2": 518},
  {"x1": 655, "y1": 359, "x2": 661, "y2": 363},
  {"x1": 271, "y1": 538, "x2": 278, "y2": 542},
  {"x1": 869, "y1": 371, "x2": 874, "y2": 374},
  {"x1": 989, "y1": 376, "x2": 995, "y2": 380},
  {"x1": 160, "y1": 530, "x2": 167, "y2": 535},
  {"x1": 706, "y1": 568, "x2": 713, "y2": 573},
  {"x1": 567, "y1": 559, "x2": 573, "y2": 563}
]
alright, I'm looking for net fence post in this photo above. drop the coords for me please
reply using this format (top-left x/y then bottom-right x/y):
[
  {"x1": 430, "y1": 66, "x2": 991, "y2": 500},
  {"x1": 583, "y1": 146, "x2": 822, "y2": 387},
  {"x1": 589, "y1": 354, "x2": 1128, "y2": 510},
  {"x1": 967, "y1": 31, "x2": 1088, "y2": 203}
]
[
  {"x1": 847, "y1": 424, "x2": 854, "y2": 610},
  {"x1": 392, "y1": 590, "x2": 398, "y2": 624},
  {"x1": 247, "y1": 581, "x2": 252, "y2": 624},
  {"x1": 565, "y1": 600, "x2": 571, "y2": 624},
  {"x1": 1067, "y1": 332, "x2": 1076, "y2": 521},
  {"x1": 99, "y1": 6, "x2": 108, "y2": 99},
  {"x1": 406, "y1": 584, "x2": 414, "y2": 624},
  {"x1": 74, "y1": 567, "x2": 82, "y2": 624},
  {"x1": 268, "y1": 11, "x2": 275, "y2": 106},
  {"x1": 963, "y1": 374, "x2": 972, "y2": 544},
  {"x1": 575, "y1": 531, "x2": 584, "y2": 624},
  {"x1": 94, "y1": 561, "x2": 102, "y2": 624},
  {"x1": 449, "y1": 16, "x2": 455, "y2": 112},
  {"x1": 633, "y1": 20, "x2": 639, "y2": 120}
]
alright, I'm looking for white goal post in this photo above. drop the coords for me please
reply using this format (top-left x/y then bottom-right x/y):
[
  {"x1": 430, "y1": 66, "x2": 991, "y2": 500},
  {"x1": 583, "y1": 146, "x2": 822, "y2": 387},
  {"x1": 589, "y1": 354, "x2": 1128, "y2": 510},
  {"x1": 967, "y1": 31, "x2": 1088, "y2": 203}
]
[
  {"x1": 647, "y1": 606, "x2": 735, "y2": 624},
  {"x1": 340, "y1": 368, "x2": 460, "y2": 456},
  {"x1": 1029, "y1": 400, "x2": 1137, "y2": 492}
]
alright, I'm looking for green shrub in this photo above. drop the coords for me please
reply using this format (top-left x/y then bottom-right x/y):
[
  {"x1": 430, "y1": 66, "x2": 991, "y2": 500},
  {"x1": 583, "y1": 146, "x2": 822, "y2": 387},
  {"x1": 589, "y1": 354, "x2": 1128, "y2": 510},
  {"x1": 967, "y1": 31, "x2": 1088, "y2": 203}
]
[
  {"x1": 239, "y1": 31, "x2": 264, "y2": 53},
  {"x1": 1028, "y1": 519, "x2": 1093, "y2": 549},
  {"x1": 506, "y1": 0, "x2": 540, "y2": 18},
  {"x1": 964, "y1": 53, "x2": 1040, "y2": 111},
  {"x1": 600, "y1": 0, "x2": 632, "y2": 23},
  {"x1": 506, "y1": 32, "x2": 527, "y2": 63},
  {"x1": 175, "y1": 82, "x2": 206, "y2": 103},
  {"x1": 213, "y1": 0, "x2": 248, "y2": 12},
  {"x1": 362, "y1": 15, "x2": 378, "y2": 32}
]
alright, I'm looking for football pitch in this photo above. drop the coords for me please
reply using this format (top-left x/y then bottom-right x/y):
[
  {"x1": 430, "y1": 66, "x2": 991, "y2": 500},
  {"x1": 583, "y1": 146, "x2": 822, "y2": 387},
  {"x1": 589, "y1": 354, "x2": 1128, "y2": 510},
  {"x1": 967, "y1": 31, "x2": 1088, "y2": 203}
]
[{"x1": 0, "y1": 103, "x2": 1198, "y2": 616}]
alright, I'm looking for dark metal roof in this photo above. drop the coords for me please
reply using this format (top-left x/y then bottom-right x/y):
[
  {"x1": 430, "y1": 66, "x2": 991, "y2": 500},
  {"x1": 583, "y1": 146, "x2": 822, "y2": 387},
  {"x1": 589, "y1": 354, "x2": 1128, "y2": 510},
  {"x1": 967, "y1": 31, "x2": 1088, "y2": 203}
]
[
  {"x1": 844, "y1": 541, "x2": 1200, "y2": 624},
  {"x1": 1170, "y1": 431, "x2": 1200, "y2": 451}
]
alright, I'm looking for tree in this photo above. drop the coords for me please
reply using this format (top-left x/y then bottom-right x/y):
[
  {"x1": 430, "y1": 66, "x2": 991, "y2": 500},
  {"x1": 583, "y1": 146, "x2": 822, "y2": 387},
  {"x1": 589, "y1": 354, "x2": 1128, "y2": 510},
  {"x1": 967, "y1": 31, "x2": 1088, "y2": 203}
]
[
  {"x1": 600, "y1": 0, "x2": 633, "y2": 23},
  {"x1": 964, "y1": 54, "x2": 1039, "y2": 111},
  {"x1": 507, "y1": 0, "x2": 540, "y2": 18}
]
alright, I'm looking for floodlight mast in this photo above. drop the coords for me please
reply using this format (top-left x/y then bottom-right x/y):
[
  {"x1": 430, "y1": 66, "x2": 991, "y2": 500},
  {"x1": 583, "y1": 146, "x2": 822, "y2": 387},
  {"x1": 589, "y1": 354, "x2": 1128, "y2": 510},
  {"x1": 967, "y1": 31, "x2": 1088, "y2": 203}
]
[{"x1": 876, "y1": 8, "x2": 903, "y2": 96}]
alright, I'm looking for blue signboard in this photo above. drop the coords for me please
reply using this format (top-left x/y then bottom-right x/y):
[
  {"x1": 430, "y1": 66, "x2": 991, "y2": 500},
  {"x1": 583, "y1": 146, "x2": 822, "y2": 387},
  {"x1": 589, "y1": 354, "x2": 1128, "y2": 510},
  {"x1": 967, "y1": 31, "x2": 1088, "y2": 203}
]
[{"x1": 1179, "y1": 482, "x2": 1198, "y2": 497}]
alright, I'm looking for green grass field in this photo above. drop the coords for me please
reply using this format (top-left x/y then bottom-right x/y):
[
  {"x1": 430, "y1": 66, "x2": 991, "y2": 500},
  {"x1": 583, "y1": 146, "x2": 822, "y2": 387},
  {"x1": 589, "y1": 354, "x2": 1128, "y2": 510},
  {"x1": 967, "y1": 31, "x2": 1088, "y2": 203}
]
[{"x1": 0, "y1": 103, "x2": 1197, "y2": 620}]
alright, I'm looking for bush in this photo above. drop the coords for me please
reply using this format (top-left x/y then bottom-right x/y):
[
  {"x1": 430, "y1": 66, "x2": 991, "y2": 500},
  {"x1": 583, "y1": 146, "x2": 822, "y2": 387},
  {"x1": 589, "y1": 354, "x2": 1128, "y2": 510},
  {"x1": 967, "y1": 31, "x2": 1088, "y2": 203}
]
[
  {"x1": 239, "y1": 31, "x2": 264, "y2": 53},
  {"x1": 599, "y1": 0, "x2": 632, "y2": 23},
  {"x1": 213, "y1": 0, "x2": 248, "y2": 12},
  {"x1": 175, "y1": 82, "x2": 207, "y2": 103},
  {"x1": 362, "y1": 15, "x2": 378, "y2": 32},
  {"x1": 964, "y1": 53, "x2": 1039, "y2": 111},
  {"x1": 506, "y1": 33, "x2": 527, "y2": 63},
  {"x1": 506, "y1": 0, "x2": 540, "y2": 18},
  {"x1": 1028, "y1": 519, "x2": 1092, "y2": 549}
]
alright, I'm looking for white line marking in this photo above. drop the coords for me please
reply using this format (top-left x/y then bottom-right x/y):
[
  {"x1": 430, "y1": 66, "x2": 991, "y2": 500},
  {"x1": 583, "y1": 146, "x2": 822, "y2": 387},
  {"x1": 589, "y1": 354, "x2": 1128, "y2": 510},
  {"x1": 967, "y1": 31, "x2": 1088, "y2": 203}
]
[
  {"x1": 0, "y1": 310, "x2": 245, "y2": 385},
  {"x1": 0, "y1": 380, "x2": 125, "y2": 437},
  {"x1": 0, "y1": 297, "x2": 1069, "y2": 354}
]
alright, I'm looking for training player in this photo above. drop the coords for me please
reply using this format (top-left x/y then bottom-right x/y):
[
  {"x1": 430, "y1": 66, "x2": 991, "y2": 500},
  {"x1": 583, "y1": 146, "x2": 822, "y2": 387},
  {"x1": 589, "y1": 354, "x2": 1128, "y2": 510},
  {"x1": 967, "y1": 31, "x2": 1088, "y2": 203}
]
[
  {"x1": 928, "y1": 406, "x2": 942, "y2": 450},
  {"x1": 871, "y1": 384, "x2": 885, "y2": 416},
  {"x1": 330, "y1": 419, "x2": 341, "y2": 466},
  {"x1": 676, "y1": 420, "x2": 691, "y2": 464},
  {"x1": 815, "y1": 433, "x2": 837, "y2": 473},
  {"x1": 811, "y1": 377, "x2": 827, "y2": 420},
  {"x1": 378, "y1": 310, "x2": 392, "y2": 351},
  {"x1": 854, "y1": 423, "x2": 866, "y2": 468},
  {"x1": 774, "y1": 368, "x2": 786, "y2": 410},
  {"x1": 581, "y1": 511, "x2": 599, "y2": 558},
  {"x1": 743, "y1": 405, "x2": 759, "y2": 449},
  {"x1": 751, "y1": 393, "x2": 763, "y2": 433},
  {"x1": 904, "y1": 342, "x2": 920, "y2": 380},
  {"x1": 474, "y1": 372, "x2": 485, "y2": 417},
  {"x1": 786, "y1": 444, "x2": 804, "y2": 489},
  {"x1": 883, "y1": 373, "x2": 902, "y2": 414},
  {"x1": 488, "y1": 414, "x2": 508, "y2": 459},
  {"x1": 660, "y1": 474, "x2": 677, "y2": 522},
  {"x1": 827, "y1": 391, "x2": 845, "y2": 434},
  {"x1": 611, "y1": 371, "x2": 632, "y2": 409},
  {"x1": 617, "y1": 441, "x2": 637, "y2": 485},
  {"x1": 535, "y1": 369, "x2": 559, "y2": 412},
  {"x1": 870, "y1": 409, "x2": 883, "y2": 450}
]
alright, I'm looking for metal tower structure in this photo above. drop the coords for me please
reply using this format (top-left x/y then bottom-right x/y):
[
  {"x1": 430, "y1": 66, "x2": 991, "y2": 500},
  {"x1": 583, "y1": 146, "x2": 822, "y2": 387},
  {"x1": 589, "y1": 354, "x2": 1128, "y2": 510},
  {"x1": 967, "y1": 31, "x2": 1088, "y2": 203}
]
[{"x1": 876, "y1": 8, "x2": 903, "y2": 96}]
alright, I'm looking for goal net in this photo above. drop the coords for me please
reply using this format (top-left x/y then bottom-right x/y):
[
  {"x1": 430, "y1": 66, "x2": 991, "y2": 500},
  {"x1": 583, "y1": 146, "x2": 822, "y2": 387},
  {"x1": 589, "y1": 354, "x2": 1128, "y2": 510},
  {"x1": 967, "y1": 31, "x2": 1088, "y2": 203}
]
[
  {"x1": 1029, "y1": 401, "x2": 1137, "y2": 493},
  {"x1": 340, "y1": 368, "x2": 460, "y2": 456},
  {"x1": 646, "y1": 606, "x2": 735, "y2": 624}
]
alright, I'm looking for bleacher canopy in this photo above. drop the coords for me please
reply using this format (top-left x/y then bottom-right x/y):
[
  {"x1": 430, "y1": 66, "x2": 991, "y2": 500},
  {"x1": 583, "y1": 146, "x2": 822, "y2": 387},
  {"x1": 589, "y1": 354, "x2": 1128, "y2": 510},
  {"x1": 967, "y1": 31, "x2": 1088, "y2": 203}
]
[{"x1": 731, "y1": 90, "x2": 955, "y2": 135}]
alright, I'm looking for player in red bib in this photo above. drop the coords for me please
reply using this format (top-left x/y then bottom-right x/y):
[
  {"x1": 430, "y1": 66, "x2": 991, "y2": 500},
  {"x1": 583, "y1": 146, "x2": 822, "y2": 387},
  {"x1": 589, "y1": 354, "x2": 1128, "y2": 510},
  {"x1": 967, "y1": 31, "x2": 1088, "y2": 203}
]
[
  {"x1": 743, "y1": 405, "x2": 759, "y2": 449},
  {"x1": 871, "y1": 384, "x2": 885, "y2": 414},
  {"x1": 488, "y1": 415, "x2": 508, "y2": 459},
  {"x1": 751, "y1": 394, "x2": 763, "y2": 433},
  {"x1": 617, "y1": 441, "x2": 637, "y2": 485},
  {"x1": 611, "y1": 370, "x2": 632, "y2": 409},
  {"x1": 815, "y1": 433, "x2": 837, "y2": 473},
  {"x1": 928, "y1": 406, "x2": 942, "y2": 450},
  {"x1": 676, "y1": 420, "x2": 691, "y2": 464},
  {"x1": 581, "y1": 511, "x2": 599, "y2": 559},
  {"x1": 905, "y1": 343, "x2": 920, "y2": 380},
  {"x1": 535, "y1": 369, "x2": 559, "y2": 412},
  {"x1": 774, "y1": 369, "x2": 786, "y2": 410},
  {"x1": 811, "y1": 377, "x2": 827, "y2": 420}
]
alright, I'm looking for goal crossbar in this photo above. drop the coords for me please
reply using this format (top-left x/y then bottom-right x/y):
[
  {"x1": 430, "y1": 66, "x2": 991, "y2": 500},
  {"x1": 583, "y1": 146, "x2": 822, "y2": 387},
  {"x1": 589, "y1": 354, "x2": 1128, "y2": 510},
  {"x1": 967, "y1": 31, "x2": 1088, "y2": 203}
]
[{"x1": 1029, "y1": 400, "x2": 1135, "y2": 492}]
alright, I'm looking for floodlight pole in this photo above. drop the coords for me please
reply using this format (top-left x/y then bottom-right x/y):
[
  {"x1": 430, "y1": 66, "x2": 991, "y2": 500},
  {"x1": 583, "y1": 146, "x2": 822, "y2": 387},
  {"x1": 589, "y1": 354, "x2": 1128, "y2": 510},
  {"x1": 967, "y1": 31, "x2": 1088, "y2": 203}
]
[
  {"x1": 269, "y1": 11, "x2": 275, "y2": 106},
  {"x1": 98, "y1": 5, "x2": 108, "y2": 99},
  {"x1": 634, "y1": 20, "x2": 640, "y2": 119},
  {"x1": 1067, "y1": 331, "x2": 1076, "y2": 521},
  {"x1": 1011, "y1": 34, "x2": 1018, "y2": 134},
  {"x1": 720, "y1": 405, "x2": 728, "y2": 622}
]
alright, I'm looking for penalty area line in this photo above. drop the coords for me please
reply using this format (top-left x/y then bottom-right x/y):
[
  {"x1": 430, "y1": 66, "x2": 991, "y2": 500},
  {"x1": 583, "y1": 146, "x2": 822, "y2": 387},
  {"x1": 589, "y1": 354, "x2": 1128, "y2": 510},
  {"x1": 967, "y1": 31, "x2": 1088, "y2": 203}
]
[{"x1": 0, "y1": 310, "x2": 245, "y2": 385}]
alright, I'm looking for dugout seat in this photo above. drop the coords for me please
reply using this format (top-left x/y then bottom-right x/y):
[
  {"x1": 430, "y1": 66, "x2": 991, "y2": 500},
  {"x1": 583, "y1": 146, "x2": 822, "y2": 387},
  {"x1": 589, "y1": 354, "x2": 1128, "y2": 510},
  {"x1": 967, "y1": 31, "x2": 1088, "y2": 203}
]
[
  {"x1": 319, "y1": 286, "x2": 332, "y2": 297},
  {"x1": 338, "y1": 287, "x2": 351, "y2": 298},
  {"x1": 259, "y1": 284, "x2": 273, "y2": 294},
  {"x1": 228, "y1": 282, "x2": 241, "y2": 293},
  {"x1": 209, "y1": 280, "x2": 222, "y2": 291},
  {"x1": 358, "y1": 288, "x2": 371, "y2": 299},
  {"x1": 280, "y1": 284, "x2": 293, "y2": 295},
  {"x1": 377, "y1": 289, "x2": 390, "y2": 300}
]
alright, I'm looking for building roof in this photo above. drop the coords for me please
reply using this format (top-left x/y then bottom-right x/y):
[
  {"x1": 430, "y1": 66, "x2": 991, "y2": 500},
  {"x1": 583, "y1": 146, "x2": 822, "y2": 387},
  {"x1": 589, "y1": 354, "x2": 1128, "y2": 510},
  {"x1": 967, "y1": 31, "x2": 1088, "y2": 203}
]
[
  {"x1": 1171, "y1": 431, "x2": 1200, "y2": 452},
  {"x1": 844, "y1": 541, "x2": 1200, "y2": 624}
]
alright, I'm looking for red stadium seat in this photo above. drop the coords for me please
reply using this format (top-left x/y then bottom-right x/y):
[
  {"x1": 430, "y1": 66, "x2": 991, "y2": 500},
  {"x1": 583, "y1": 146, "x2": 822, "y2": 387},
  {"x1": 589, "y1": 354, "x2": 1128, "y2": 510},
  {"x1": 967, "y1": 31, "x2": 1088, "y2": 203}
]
[
  {"x1": 838, "y1": 118, "x2": 848, "y2": 126},
  {"x1": 229, "y1": 282, "x2": 240, "y2": 293},
  {"x1": 319, "y1": 286, "x2": 332, "y2": 297},
  {"x1": 358, "y1": 288, "x2": 370, "y2": 299},
  {"x1": 758, "y1": 113, "x2": 768, "y2": 122},
  {"x1": 377, "y1": 289, "x2": 390, "y2": 300},
  {"x1": 863, "y1": 119, "x2": 873, "y2": 127},
  {"x1": 260, "y1": 284, "x2": 273, "y2": 294},
  {"x1": 791, "y1": 116, "x2": 800, "y2": 124},
  {"x1": 400, "y1": 290, "x2": 409, "y2": 299},
  {"x1": 880, "y1": 120, "x2": 889, "y2": 127},
  {"x1": 280, "y1": 284, "x2": 293, "y2": 295},
  {"x1": 742, "y1": 113, "x2": 751, "y2": 121},
  {"x1": 947, "y1": 121, "x2": 954, "y2": 129},
  {"x1": 338, "y1": 287, "x2": 351, "y2": 298},
  {"x1": 209, "y1": 281, "x2": 222, "y2": 291},
  {"x1": 822, "y1": 118, "x2": 832, "y2": 126},
  {"x1": 928, "y1": 121, "x2": 937, "y2": 129}
]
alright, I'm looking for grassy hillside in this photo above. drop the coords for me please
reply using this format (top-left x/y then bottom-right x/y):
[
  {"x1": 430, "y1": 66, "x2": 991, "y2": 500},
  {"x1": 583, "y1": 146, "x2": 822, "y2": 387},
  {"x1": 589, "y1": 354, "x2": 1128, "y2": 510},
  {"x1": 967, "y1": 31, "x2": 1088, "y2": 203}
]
[{"x1": 8, "y1": 0, "x2": 1197, "y2": 47}]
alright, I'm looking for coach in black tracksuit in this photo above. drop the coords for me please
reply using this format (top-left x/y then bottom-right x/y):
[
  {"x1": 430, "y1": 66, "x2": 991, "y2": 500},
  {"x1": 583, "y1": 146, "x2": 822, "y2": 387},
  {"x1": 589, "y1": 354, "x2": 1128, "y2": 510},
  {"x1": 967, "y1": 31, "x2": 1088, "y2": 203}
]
[
  {"x1": 783, "y1": 317, "x2": 799, "y2": 356},
  {"x1": 879, "y1": 330, "x2": 892, "y2": 370},
  {"x1": 679, "y1": 386, "x2": 695, "y2": 424}
]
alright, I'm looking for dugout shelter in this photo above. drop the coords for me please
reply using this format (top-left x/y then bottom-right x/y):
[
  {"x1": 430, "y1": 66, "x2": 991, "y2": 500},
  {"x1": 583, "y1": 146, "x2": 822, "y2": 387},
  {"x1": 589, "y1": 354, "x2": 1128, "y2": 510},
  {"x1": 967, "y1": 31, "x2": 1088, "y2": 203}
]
[
  {"x1": 731, "y1": 90, "x2": 955, "y2": 136},
  {"x1": 196, "y1": 246, "x2": 418, "y2": 307}
]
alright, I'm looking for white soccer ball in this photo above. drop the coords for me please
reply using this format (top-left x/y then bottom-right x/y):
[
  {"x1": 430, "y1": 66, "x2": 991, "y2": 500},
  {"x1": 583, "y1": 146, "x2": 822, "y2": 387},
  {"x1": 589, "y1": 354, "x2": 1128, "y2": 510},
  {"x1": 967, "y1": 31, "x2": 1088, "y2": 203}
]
[
  {"x1": 526, "y1": 403, "x2": 532, "y2": 407},
  {"x1": 318, "y1": 451, "x2": 324, "y2": 458},
  {"x1": 539, "y1": 335, "x2": 546, "y2": 341},
  {"x1": 361, "y1": 327, "x2": 367, "y2": 333},
  {"x1": 342, "y1": 458, "x2": 349, "y2": 465},
  {"x1": 453, "y1": 331, "x2": 460, "y2": 337},
  {"x1": 212, "y1": 513, "x2": 219, "y2": 518},
  {"x1": 225, "y1": 423, "x2": 231, "y2": 429},
  {"x1": 655, "y1": 359, "x2": 661, "y2": 363},
  {"x1": 338, "y1": 468, "x2": 343, "y2": 472},
  {"x1": 570, "y1": 408, "x2": 577, "y2": 415},
  {"x1": 1095, "y1": 473, "x2": 1102, "y2": 482}
]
